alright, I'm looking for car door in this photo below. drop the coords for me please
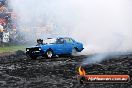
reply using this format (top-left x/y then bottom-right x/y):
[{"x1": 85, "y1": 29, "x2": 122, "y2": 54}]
[
  {"x1": 55, "y1": 38, "x2": 66, "y2": 54},
  {"x1": 64, "y1": 38, "x2": 74, "y2": 54}
]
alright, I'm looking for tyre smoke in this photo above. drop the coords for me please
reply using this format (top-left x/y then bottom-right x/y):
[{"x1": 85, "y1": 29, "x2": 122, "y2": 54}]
[{"x1": 10, "y1": 0, "x2": 132, "y2": 64}]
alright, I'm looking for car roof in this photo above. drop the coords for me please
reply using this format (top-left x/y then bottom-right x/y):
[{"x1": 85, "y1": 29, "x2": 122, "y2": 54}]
[{"x1": 47, "y1": 37, "x2": 71, "y2": 39}]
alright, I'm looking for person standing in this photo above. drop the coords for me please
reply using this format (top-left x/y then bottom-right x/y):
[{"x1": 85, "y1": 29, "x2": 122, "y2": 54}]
[{"x1": 0, "y1": 24, "x2": 4, "y2": 43}]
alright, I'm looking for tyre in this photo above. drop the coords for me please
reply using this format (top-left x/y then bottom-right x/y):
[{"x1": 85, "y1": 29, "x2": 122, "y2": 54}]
[
  {"x1": 45, "y1": 50, "x2": 53, "y2": 58},
  {"x1": 72, "y1": 48, "x2": 78, "y2": 56}
]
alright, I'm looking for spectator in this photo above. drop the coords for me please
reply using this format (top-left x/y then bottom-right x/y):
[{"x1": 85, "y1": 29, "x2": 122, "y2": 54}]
[
  {"x1": 0, "y1": 24, "x2": 3, "y2": 43},
  {"x1": 0, "y1": 24, "x2": 4, "y2": 32}
]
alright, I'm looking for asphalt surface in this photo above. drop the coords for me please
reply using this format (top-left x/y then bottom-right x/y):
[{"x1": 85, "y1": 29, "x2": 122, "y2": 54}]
[{"x1": 0, "y1": 51, "x2": 131, "y2": 88}]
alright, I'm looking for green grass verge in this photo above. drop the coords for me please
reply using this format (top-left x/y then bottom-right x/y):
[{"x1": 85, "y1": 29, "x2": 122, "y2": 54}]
[{"x1": 0, "y1": 45, "x2": 26, "y2": 53}]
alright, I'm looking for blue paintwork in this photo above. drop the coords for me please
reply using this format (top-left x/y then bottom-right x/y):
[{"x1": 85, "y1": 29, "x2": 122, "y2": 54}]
[{"x1": 26, "y1": 37, "x2": 84, "y2": 57}]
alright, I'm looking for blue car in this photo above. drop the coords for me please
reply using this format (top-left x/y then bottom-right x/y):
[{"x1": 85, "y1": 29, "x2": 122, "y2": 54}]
[{"x1": 26, "y1": 37, "x2": 84, "y2": 59}]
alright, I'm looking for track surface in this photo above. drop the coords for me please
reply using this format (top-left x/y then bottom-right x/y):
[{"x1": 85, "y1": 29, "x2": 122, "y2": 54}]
[{"x1": 0, "y1": 51, "x2": 132, "y2": 88}]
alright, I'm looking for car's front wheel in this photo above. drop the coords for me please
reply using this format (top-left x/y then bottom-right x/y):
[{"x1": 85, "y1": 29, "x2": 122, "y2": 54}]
[{"x1": 45, "y1": 50, "x2": 53, "y2": 58}]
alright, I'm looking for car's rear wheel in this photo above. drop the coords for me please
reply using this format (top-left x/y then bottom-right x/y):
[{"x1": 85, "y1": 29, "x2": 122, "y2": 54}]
[
  {"x1": 46, "y1": 50, "x2": 53, "y2": 58},
  {"x1": 72, "y1": 48, "x2": 78, "y2": 56}
]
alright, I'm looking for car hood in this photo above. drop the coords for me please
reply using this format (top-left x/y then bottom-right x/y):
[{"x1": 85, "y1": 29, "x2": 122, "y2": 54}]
[
  {"x1": 26, "y1": 46, "x2": 41, "y2": 49},
  {"x1": 26, "y1": 43, "x2": 55, "y2": 48}
]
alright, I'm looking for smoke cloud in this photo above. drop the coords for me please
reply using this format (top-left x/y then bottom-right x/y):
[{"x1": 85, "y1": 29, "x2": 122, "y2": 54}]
[{"x1": 10, "y1": 0, "x2": 132, "y2": 64}]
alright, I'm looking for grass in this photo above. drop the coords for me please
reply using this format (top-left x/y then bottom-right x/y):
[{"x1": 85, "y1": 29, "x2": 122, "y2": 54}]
[{"x1": 0, "y1": 45, "x2": 26, "y2": 53}]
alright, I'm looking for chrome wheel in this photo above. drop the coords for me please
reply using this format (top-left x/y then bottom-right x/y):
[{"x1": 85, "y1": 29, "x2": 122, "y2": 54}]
[{"x1": 46, "y1": 50, "x2": 53, "y2": 58}]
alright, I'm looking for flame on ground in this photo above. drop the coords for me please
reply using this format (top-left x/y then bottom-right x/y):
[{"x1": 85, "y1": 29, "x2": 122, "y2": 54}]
[{"x1": 78, "y1": 66, "x2": 86, "y2": 76}]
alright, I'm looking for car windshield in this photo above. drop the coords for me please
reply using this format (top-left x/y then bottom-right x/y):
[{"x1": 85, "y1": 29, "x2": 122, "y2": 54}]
[{"x1": 43, "y1": 38, "x2": 56, "y2": 44}]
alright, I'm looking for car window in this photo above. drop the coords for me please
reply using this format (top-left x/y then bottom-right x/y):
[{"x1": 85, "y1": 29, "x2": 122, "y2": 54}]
[
  {"x1": 70, "y1": 38, "x2": 75, "y2": 43},
  {"x1": 43, "y1": 38, "x2": 56, "y2": 44},
  {"x1": 56, "y1": 38, "x2": 64, "y2": 44},
  {"x1": 65, "y1": 38, "x2": 74, "y2": 43}
]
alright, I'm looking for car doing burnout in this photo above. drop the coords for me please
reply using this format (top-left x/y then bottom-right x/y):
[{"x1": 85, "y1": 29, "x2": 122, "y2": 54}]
[{"x1": 26, "y1": 37, "x2": 84, "y2": 59}]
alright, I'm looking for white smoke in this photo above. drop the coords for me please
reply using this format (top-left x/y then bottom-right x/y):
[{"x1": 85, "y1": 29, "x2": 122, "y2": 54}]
[{"x1": 10, "y1": 0, "x2": 132, "y2": 64}]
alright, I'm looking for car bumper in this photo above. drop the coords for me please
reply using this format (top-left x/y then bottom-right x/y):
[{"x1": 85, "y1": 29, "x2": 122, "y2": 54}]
[
  {"x1": 26, "y1": 50, "x2": 44, "y2": 56},
  {"x1": 78, "y1": 48, "x2": 84, "y2": 52}
]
